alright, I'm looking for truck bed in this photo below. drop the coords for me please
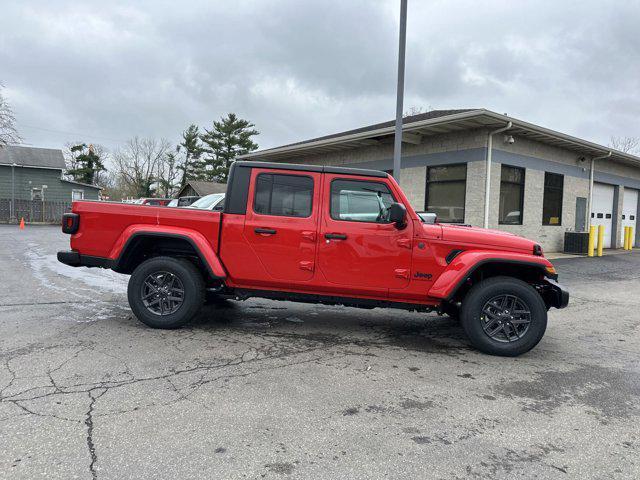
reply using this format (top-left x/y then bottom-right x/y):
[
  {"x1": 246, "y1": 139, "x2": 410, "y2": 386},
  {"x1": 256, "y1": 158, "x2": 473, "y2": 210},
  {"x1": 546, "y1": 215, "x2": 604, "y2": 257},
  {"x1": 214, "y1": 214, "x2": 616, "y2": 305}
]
[{"x1": 69, "y1": 201, "x2": 222, "y2": 260}]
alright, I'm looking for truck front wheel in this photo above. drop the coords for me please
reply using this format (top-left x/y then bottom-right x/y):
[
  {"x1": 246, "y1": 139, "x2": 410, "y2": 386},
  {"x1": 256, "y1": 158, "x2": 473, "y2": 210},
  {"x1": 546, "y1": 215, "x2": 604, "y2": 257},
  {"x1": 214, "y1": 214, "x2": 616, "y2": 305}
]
[
  {"x1": 459, "y1": 276, "x2": 547, "y2": 357},
  {"x1": 127, "y1": 256, "x2": 204, "y2": 329}
]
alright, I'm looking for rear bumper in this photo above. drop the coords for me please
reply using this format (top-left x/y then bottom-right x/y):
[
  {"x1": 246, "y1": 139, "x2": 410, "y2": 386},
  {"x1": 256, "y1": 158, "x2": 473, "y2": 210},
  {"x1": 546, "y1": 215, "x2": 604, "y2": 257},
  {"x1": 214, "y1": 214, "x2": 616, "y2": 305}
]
[
  {"x1": 542, "y1": 277, "x2": 569, "y2": 309},
  {"x1": 57, "y1": 250, "x2": 113, "y2": 269}
]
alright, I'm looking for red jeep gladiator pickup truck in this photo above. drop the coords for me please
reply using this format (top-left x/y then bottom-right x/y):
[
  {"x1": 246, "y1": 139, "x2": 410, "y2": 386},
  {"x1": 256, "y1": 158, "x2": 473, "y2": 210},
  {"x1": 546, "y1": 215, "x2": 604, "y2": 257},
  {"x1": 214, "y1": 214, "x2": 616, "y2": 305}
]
[{"x1": 58, "y1": 161, "x2": 568, "y2": 356}]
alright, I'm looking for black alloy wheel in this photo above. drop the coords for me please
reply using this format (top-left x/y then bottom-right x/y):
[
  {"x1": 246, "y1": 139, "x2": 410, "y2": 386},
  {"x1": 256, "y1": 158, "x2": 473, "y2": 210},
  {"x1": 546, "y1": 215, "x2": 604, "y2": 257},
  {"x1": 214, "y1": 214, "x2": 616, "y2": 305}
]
[
  {"x1": 480, "y1": 294, "x2": 531, "y2": 342},
  {"x1": 141, "y1": 271, "x2": 185, "y2": 316},
  {"x1": 460, "y1": 276, "x2": 547, "y2": 356},
  {"x1": 128, "y1": 256, "x2": 204, "y2": 329}
]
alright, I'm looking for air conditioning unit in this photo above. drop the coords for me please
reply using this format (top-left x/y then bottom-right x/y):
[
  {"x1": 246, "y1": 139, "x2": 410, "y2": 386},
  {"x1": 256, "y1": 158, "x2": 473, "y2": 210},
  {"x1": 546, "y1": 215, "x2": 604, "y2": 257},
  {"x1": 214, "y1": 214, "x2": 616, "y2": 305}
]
[{"x1": 564, "y1": 232, "x2": 589, "y2": 254}]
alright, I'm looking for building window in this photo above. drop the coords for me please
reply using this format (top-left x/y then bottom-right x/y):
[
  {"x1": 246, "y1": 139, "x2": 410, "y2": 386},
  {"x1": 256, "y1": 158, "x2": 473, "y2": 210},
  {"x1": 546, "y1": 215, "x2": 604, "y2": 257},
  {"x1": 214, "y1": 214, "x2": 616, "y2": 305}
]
[
  {"x1": 72, "y1": 189, "x2": 84, "y2": 201},
  {"x1": 253, "y1": 173, "x2": 313, "y2": 217},
  {"x1": 542, "y1": 172, "x2": 563, "y2": 225},
  {"x1": 499, "y1": 165, "x2": 525, "y2": 225},
  {"x1": 330, "y1": 179, "x2": 395, "y2": 223},
  {"x1": 425, "y1": 164, "x2": 466, "y2": 223}
]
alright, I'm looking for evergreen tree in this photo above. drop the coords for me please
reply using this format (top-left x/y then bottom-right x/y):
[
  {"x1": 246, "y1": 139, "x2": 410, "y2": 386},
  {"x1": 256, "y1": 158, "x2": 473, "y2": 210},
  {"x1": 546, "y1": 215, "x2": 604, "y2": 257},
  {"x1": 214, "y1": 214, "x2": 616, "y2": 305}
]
[
  {"x1": 66, "y1": 144, "x2": 106, "y2": 185},
  {"x1": 177, "y1": 124, "x2": 206, "y2": 185},
  {"x1": 200, "y1": 113, "x2": 259, "y2": 182}
]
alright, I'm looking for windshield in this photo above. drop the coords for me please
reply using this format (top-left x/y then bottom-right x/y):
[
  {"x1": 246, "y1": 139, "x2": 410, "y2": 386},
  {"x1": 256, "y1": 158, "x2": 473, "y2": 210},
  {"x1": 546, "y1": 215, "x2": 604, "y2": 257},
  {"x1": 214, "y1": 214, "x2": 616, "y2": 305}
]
[
  {"x1": 189, "y1": 193, "x2": 225, "y2": 210},
  {"x1": 167, "y1": 199, "x2": 179, "y2": 207}
]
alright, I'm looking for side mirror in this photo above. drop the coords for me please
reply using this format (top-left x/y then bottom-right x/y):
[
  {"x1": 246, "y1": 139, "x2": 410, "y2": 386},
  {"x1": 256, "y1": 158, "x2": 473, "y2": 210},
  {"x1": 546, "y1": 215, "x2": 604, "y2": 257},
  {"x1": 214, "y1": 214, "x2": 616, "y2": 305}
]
[{"x1": 388, "y1": 202, "x2": 407, "y2": 229}]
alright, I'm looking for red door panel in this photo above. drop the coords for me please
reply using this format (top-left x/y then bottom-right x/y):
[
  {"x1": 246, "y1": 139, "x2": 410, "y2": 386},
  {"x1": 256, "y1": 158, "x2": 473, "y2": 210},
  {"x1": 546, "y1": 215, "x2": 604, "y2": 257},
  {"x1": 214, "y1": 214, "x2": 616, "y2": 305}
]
[
  {"x1": 317, "y1": 174, "x2": 413, "y2": 296},
  {"x1": 242, "y1": 168, "x2": 321, "y2": 287}
]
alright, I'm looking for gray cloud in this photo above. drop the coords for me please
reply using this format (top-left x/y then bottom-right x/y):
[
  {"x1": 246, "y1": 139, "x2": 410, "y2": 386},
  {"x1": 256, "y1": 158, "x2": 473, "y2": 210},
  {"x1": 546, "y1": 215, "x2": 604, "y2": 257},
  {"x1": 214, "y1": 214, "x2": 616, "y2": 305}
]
[{"x1": 1, "y1": 0, "x2": 639, "y2": 153}]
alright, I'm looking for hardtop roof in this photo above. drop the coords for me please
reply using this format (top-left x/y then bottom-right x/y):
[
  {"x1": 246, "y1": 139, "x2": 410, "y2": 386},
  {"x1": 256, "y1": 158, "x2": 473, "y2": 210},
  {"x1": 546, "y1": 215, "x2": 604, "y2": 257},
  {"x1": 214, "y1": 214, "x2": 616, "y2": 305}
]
[{"x1": 234, "y1": 160, "x2": 388, "y2": 178}]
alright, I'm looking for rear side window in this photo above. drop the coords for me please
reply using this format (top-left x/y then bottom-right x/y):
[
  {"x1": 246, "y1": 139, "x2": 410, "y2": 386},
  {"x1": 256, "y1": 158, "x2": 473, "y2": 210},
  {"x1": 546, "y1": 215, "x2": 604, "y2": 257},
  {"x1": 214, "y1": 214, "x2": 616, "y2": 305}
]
[
  {"x1": 330, "y1": 179, "x2": 395, "y2": 223},
  {"x1": 254, "y1": 173, "x2": 313, "y2": 217}
]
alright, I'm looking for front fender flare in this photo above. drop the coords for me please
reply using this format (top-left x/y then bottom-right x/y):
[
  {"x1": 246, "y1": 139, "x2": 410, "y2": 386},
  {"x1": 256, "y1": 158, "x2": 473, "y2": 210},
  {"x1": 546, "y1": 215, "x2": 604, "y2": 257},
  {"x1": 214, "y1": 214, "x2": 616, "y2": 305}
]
[
  {"x1": 109, "y1": 225, "x2": 226, "y2": 279},
  {"x1": 428, "y1": 250, "x2": 552, "y2": 300}
]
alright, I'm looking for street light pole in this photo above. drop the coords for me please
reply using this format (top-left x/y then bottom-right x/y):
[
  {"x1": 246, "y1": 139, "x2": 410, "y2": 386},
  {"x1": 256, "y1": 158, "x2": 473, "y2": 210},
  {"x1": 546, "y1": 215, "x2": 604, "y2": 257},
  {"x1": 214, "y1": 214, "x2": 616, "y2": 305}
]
[{"x1": 392, "y1": 0, "x2": 408, "y2": 181}]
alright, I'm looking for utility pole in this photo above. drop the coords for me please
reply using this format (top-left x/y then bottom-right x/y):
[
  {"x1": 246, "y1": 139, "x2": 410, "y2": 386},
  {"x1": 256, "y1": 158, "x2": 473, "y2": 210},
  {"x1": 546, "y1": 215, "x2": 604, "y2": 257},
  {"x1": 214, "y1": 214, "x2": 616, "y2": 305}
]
[{"x1": 392, "y1": 0, "x2": 408, "y2": 181}]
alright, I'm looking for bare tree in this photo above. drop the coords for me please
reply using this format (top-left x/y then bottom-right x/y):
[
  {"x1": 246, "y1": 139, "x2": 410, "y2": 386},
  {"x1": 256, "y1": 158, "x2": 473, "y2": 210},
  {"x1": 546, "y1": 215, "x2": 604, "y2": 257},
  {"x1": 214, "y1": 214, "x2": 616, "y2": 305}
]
[
  {"x1": 403, "y1": 105, "x2": 433, "y2": 117},
  {"x1": 0, "y1": 84, "x2": 21, "y2": 147},
  {"x1": 112, "y1": 137, "x2": 171, "y2": 198},
  {"x1": 157, "y1": 150, "x2": 181, "y2": 197},
  {"x1": 610, "y1": 136, "x2": 640, "y2": 154}
]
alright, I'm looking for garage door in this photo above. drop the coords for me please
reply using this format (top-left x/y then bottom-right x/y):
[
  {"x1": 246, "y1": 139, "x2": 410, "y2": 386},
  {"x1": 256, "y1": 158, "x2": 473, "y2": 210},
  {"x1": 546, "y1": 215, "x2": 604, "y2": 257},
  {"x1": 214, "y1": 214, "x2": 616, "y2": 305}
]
[
  {"x1": 622, "y1": 188, "x2": 638, "y2": 248},
  {"x1": 591, "y1": 183, "x2": 614, "y2": 249}
]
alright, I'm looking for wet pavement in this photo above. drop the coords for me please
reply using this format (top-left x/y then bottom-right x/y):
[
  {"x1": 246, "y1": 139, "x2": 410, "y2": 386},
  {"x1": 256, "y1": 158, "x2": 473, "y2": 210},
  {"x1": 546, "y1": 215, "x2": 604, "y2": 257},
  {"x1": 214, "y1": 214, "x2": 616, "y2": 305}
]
[{"x1": 0, "y1": 225, "x2": 638, "y2": 479}]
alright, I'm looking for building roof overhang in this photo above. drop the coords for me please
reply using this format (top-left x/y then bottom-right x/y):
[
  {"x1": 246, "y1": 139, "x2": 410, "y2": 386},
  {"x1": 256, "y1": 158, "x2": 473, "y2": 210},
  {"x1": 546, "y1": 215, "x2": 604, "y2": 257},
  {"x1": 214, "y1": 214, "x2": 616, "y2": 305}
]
[{"x1": 239, "y1": 109, "x2": 640, "y2": 168}]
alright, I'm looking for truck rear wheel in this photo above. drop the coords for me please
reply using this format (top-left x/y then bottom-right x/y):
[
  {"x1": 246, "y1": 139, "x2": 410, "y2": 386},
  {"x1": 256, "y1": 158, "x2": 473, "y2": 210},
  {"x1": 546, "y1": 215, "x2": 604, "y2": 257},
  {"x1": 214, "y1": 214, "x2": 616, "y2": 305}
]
[
  {"x1": 127, "y1": 256, "x2": 204, "y2": 329},
  {"x1": 459, "y1": 276, "x2": 547, "y2": 357}
]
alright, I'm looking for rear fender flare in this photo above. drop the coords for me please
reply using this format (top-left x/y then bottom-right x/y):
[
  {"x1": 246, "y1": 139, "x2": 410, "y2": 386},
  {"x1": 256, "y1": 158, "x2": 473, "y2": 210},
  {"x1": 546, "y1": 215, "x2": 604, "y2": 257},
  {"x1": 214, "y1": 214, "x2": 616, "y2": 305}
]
[
  {"x1": 109, "y1": 225, "x2": 226, "y2": 279},
  {"x1": 428, "y1": 251, "x2": 552, "y2": 300}
]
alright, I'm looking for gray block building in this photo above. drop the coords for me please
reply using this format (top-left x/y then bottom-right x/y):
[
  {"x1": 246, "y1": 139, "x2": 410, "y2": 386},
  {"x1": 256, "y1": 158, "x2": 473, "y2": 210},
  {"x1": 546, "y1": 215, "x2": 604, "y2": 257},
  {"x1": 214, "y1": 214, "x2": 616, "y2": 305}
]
[
  {"x1": 240, "y1": 109, "x2": 640, "y2": 252},
  {"x1": 0, "y1": 145, "x2": 101, "y2": 222}
]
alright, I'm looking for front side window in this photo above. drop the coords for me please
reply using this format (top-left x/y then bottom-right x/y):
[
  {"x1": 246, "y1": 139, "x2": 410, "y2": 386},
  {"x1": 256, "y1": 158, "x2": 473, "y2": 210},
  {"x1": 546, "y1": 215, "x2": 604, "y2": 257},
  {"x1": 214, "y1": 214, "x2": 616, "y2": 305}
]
[
  {"x1": 330, "y1": 179, "x2": 395, "y2": 223},
  {"x1": 253, "y1": 173, "x2": 313, "y2": 217},
  {"x1": 542, "y1": 172, "x2": 563, "y2": 225},
  {"x1": 499, "y1": 165, "x2": 525, "y2": 225},
  {"x1": 425, "y1": 164, "x2": 466, "y2": 223}
]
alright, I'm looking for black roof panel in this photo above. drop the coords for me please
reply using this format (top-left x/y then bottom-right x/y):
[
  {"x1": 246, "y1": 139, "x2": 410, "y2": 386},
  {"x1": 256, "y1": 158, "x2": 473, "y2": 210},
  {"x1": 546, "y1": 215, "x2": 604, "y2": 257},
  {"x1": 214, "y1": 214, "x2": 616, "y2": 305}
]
[{"x1": 234, "y1": 161, "x2": 388, "y2": 178}]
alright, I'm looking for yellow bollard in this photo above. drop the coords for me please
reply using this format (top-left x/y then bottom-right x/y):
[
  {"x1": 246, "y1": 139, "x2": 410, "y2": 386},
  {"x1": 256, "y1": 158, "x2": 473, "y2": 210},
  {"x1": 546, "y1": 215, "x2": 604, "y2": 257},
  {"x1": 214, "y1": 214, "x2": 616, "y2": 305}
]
[
  {"x1": 597, "y1": 225, "x2": 605, "y2": 257},
  {"x1": 624, "y1": 226, "x2": 631, "y2": 250},
  {"x1": 588, "y1": 225, "x2": 596, "y2": 257}
]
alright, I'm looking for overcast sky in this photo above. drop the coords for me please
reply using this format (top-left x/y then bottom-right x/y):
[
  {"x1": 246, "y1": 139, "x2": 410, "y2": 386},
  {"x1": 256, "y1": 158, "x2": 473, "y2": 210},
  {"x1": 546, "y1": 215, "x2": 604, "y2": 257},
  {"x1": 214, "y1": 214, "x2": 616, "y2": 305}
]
[{"x1": 1, "y1": 0, "x2": 639, "y2": 153}]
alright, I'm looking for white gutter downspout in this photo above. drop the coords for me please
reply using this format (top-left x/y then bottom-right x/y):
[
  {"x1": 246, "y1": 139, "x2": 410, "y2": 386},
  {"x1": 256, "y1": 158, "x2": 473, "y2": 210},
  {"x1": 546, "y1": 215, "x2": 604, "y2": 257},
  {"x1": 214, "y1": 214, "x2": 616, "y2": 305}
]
[
  {"x1": 483, "y1": 121, "x2": 512, "y2": 228},
  {"x1": 586, "y1": 151, "x2": 612, "y2": 230}
]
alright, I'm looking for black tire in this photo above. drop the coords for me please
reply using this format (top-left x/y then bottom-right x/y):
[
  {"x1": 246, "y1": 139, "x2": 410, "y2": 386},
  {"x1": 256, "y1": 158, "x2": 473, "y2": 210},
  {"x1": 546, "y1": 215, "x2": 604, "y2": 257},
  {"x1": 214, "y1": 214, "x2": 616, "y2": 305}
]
[
  {"x1": 127, "y1": 256, "x2": 204, "y2": 329},
  {"x1": 460, "y1": 276, "x2": 547, "y2": 356}
]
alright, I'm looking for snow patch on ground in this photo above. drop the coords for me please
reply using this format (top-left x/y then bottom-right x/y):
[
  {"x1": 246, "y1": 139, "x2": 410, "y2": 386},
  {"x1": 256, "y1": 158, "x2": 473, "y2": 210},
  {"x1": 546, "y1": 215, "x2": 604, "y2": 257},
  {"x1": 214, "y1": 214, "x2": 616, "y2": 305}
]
[
  {"x1": 24, "y1": 243, "x2": 127, "y2": 294},
  {"x1": 22, "y1": 243, "x2": 130, "y2": 323}
]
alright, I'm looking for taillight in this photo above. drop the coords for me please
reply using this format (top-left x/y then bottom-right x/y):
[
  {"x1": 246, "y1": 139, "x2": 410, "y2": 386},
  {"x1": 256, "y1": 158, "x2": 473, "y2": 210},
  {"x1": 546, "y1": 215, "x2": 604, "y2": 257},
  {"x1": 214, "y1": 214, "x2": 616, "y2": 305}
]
[{"x1": 62, "y1": 213, "x2": 79, "y2": 234}]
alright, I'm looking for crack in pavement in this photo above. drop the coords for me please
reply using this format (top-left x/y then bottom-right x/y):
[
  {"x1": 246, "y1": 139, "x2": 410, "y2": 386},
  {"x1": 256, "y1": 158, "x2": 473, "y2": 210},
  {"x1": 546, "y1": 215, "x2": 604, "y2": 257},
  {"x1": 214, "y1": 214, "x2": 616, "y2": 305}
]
[{"x1": 85, "y1": 388, "x2": 107, "y2": 480}]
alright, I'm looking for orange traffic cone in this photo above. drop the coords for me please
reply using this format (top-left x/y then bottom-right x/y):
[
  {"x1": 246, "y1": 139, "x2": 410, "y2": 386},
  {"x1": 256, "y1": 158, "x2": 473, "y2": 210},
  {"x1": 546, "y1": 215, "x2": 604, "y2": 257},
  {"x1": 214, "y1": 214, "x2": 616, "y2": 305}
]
[{"x1": 19, "y1": 217, "x2": 25, "y2": 230}]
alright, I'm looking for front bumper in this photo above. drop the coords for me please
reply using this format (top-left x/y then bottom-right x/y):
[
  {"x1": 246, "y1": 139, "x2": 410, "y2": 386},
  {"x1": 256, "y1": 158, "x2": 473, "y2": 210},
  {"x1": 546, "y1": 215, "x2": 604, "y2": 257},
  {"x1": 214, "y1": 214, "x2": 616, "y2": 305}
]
[
  {"x1": 542, "y1": 277, "x2": 569, "y2": 309},
  {"x1": 57, "y1": 250, "x2": 113, "y2": 269}
]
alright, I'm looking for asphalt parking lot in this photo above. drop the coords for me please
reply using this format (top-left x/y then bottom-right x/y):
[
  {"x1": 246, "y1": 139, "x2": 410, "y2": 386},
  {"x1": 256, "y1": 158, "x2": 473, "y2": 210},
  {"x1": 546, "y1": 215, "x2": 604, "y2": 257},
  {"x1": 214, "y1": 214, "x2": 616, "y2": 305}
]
[{"x1": 0, "y1": 225, "x2": 638, "y2": 479}]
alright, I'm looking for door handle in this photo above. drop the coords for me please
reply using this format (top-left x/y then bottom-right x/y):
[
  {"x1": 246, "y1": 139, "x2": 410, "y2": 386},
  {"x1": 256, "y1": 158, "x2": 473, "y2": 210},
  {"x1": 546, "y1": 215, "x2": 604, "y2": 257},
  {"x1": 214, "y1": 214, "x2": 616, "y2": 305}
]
[
  {"x1": 324, "y1": 233, "x2": 347, "y2": 240},
  {"x1": 254, "y1": 228, "x2": 277, "y2": 235}
]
